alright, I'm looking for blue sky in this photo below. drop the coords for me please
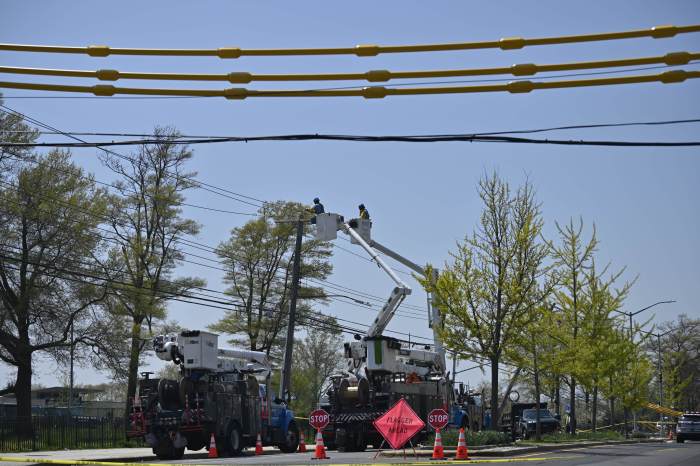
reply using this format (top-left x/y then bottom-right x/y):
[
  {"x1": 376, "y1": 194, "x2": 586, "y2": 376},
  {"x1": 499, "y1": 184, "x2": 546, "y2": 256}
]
[{"x1": 1, "y1": 0, "x2": 699, "y2": 390}]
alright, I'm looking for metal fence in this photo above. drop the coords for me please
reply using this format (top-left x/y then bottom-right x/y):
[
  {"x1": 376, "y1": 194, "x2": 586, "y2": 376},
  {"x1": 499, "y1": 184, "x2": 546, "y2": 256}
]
[{"x1": 0, "y1": 416, "x2": 142, "y2": 452}]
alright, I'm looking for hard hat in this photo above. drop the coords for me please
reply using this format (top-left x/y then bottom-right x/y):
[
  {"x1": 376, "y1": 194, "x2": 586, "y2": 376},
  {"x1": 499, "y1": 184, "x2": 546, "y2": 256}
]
[
  {"x1": 359, "y1": 204, "x2": 365, "y2": 210},
  {"x1": 313, "y1": 197, "x2": 320, "y2": 203}
]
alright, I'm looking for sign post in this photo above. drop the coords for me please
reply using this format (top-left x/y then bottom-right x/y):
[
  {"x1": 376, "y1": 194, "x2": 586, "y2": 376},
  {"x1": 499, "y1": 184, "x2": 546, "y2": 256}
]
[
  {"x1": 373, "y1": 399, "x2": 425, "y2": 458},
  {"x1": 309, "y1": 408, "x2": 330, "y2": 431},
  {"x1": 427, "y1": 408, "x2": 449, "y2": 431}
]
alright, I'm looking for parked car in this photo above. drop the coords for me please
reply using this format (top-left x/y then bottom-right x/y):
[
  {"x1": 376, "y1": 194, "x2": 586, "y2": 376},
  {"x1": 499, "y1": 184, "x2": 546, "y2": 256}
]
[
  {"x1": 676, "y1": 412, "x2": 700, "y2": 443},
  {"x1": 517, "y1": 408, "x2": 561, "y2": 439}
]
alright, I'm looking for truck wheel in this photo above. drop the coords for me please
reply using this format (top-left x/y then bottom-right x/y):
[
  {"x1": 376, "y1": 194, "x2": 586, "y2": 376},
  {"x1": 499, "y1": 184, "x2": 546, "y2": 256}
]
[
  {"x1": 354, "y1": 433, "x2": 367, "y2": 452},
  {"x1": 226, "y1": 423, "x2": 243, "y2": 456},
  {"x1": 279, "y1": 421, "x2": 300, "y2": 453},
  {"x1": 172, "y1": 447, "x2": 185, "y2": 460},
  {"x1": 676, "y1": 437, "x2": 684, "y2": 443},
  {"x1": 153, "y1": 437, "x2": 178, "y2": 460}
]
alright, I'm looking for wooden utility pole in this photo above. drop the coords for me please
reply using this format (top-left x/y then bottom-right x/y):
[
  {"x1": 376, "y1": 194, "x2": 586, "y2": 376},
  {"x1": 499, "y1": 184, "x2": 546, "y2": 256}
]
[{"x1": 279, "y1": 218, "x2": 303, "y2": 401}]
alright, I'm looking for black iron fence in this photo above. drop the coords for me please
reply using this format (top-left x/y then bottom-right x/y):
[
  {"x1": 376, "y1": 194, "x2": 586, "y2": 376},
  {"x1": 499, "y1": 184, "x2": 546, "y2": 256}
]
[{"x1": 0, "y1": 416, "x2": 142, "y2": 452}]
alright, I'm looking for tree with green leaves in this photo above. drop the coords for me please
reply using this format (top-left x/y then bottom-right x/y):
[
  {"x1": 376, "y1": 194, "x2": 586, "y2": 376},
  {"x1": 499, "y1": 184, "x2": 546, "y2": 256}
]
[
  {"x1": 0, "y1": 95, "x2": 38, "y2": 171},
  {"x1": 290, "y1": 324, "x2": 344, "y2": 415},
  {"x1": 421, "y1": 172, "x2": 552, "y2": 429},
  {"x1": 209, "y1": 201, "x2": 333, "y2": 357},
  {"x1": 576, "y1": 261, "x2": 632, "y2": 431},
  {"x1": 100, "y1": 127, "x2": 204, "y2": 413},
  {"x1": 0, "y1": 150, "x2": 108, "y2": 429},
  {"x1": 549, "y1": 218, "x2": 598, "y2": 435}
]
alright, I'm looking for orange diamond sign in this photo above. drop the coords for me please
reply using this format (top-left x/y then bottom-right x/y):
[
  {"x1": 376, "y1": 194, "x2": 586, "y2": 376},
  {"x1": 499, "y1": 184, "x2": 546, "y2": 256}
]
[{"x1": 373, "y1": 398, "x2": 425, "y2": 449}]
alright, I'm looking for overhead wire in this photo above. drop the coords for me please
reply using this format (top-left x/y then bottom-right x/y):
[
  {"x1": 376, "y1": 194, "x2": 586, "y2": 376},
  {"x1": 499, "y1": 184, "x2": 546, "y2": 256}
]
[
  {"x1": 0, "y1": 24, "x2": 697, "y2": 57},
  {"x1": 1, "y1": 51, "x2": 697, "y2": 83},
  {"x1": 2, "y1": 68, "x2": 699, "y2": 99}
]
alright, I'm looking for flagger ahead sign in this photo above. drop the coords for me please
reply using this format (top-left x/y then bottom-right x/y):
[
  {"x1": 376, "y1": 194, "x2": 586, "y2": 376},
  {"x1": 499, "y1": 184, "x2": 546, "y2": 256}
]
[{"x1": 372, "y1": 398, "x2": 425, "y2": 449}]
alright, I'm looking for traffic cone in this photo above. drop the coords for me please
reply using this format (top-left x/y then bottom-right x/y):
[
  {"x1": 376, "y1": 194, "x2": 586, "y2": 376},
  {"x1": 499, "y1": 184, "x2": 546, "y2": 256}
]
[
  {"x1": 255, "y1": 433, "x2": 263, "y2": 455},
  {"x1": 298, "y1": 431, "x2": 307, "y2": 453},
  {"x1": 311, "y1": 429, "x2": 329, "y2": 460},
  {"x1": 430, "y1": 428, "x2": 445, "y2": 460},
  {"x1": 454, "y1": 428, "x2": 469, "y2": 460},
  {"x1": 208, "y1": 433, "x2": 219, "y2": 458}
]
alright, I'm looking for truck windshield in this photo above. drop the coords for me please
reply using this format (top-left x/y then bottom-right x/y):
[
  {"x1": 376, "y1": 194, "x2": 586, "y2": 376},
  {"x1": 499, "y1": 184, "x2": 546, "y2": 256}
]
[{"x1": 522, "y1": 409, "x2": 554, "y2": 419}]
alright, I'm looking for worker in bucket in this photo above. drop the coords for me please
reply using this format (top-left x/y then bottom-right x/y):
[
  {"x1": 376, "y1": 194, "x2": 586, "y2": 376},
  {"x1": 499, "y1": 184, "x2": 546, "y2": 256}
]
[
  {"x1": 358, "y1": 203, "x2": 370, "y2": 220},
  {"x1": 308, "y1": 197, "x2": 324, "y2": 224}
]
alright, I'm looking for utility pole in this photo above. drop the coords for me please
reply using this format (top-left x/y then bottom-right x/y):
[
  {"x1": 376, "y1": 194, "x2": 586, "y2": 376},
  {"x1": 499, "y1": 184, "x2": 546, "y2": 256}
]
[
  {"x1": 279, "y1": 218, "x2": 303, "y2": 401},
  {"x1": 68, "y1": 320, "x2": 74, "y2": 416}
]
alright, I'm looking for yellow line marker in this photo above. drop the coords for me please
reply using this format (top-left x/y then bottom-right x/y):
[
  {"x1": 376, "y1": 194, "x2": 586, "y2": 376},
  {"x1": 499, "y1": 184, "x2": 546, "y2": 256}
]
[{"x1": 0, "y1": 456, "x2": 576, "y2": 466}]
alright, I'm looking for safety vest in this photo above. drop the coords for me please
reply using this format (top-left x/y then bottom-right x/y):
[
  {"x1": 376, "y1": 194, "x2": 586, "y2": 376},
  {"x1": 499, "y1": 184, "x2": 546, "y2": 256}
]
[{"x1": 360, "y1": 209, "x2": 369, "y2": 220}]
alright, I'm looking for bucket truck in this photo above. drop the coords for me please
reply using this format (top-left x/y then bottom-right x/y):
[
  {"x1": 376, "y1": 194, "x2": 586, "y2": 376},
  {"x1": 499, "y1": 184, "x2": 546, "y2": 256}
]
[
  {"x1": 313, "y1": 214, "x2": 451, "y2": 451},
  {"x1": 126, "y1": 330, "x2": 299, "y2": 459}
]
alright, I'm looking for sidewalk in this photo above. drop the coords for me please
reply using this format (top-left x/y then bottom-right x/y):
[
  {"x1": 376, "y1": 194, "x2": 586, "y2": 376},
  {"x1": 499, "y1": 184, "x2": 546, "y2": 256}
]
[{"x1": 379, "y1": 438, "x2": 666, "y2": 457}]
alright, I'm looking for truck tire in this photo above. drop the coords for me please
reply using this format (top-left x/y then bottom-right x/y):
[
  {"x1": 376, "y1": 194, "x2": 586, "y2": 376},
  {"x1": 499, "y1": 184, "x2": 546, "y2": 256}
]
[
  {"x1": 225, "y1": 422, "x2": 243, "y2": 456},
  {"x1": 278, "y1": 421, "x2": 300, "y2": 453},
  {"x1": 153, "y1": 437, "x2": 182, "y2": 460}
]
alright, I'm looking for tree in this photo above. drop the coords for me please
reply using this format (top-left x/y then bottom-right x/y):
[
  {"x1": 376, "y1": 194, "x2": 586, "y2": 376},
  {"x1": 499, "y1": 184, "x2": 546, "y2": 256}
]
[
  {"x1": 421, "y1": 172, "x2": 552, "y2": 429},
  {"x1": 549, "y1": 218, "x2": 598, "y2": 435},
  {"x1": 290, "y1": 325, "x2": 344, "y2": 415},
  {"x1": 209, "y1": 201, "x2": 333, "y2": 357},
  {"x1": 100, "y1": 127, "x2": 204, "y2": 413},
  {"x1": 0, "y1": 150, "x2": 108, "y2": 430},
  {"x1": 653, "y1": 315, "x2": 700, "y2": 411},
  {"x1": 0, "y1": 95, "x2": 38, "y2": 172},
  {"x1": 576, "y1": 261, "x2": 632, "y2": 431}
]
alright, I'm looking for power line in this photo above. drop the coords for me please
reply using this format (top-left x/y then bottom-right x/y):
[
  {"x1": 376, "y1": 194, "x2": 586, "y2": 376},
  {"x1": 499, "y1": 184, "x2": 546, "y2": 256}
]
[
  {"x1": 1, "y1": 24, "x2": 698, "y2": 57},
  {"x1": 0, "y1": 105, "x2": 266, "y2": 210},
  {"x1": 2, "y1": 52, "x2": 697, "y2": 84},
  {"x1": 4, "y1": 132, "x2": 700, "y2": 148},
  {"x1": 2, "y1": 68, "x2": 699, "y2": 99}
]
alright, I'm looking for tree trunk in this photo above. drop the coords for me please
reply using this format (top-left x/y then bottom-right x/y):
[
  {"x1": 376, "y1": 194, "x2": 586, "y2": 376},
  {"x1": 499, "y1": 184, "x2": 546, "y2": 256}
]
[
  {"x1": 569, "y1": 377, "x2": 577, "y2": 435},
  {"x1": 592, "y1": 386, "x2": 598, "y2": 432},
  {"x1": 623, "y1": 406, "x2": 629, "y2": 439},
  {"x1": 124, "y1": 317, "x2": 144, "y2": 420},
  {"x1": 610, "y1": 396, "x2": 615, "y2": 427},
  {"x1": 555, "y1": 377, "x2": 561, "y2": 418},
  {"x1": 15, "y1": 353, "x2": 33, "y2": 438},
  {"x1": 534, "y1": 368, "x2": 541, "y2": 440},
  {"x1": 490, "y1": 357, "x2": 499, "y2": 430}
]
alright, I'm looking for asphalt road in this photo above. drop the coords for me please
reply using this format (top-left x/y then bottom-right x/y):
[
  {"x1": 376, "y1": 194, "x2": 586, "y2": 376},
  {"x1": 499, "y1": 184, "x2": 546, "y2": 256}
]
[
  {"x1": 147, "y1": 441, "x2": 700, "y2": 465},
  {"x1": 2, "y1": 442, "x2": 700, "y2": 466}
]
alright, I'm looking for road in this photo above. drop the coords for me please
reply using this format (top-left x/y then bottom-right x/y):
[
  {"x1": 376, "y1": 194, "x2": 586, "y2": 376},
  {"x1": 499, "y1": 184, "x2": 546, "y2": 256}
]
[
  {"x1": 2, "y1": 442, "x2": 700, "y2": 465},
  {"x1": 131, "y1": 441, "x2": 700, "y2": 465}
]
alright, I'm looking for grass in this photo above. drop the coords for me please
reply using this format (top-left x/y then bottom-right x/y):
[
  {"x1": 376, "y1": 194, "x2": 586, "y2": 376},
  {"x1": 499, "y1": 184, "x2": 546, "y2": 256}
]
[
  {"x1": 520, "y1": 430, "x2": 624, "y2": 444},
  {"x1": 424, "y1": 430, "x2": 512, "y2": 447}
]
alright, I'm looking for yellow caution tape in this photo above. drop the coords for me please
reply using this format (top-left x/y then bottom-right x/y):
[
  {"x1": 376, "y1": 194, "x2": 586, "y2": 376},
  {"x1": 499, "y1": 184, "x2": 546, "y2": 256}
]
[
  {"x1": 0, "y1": 51, "x2": 697, "y2": 83},
  {"x1": 0, "y1": 456, "x2": 574, "y2": 466},
  {"x1": 1, "y1": 69, "x2": 698, "y2": 99},
  {"x1": 0, "y1": 23, "x2": 698, "y2": 57}
]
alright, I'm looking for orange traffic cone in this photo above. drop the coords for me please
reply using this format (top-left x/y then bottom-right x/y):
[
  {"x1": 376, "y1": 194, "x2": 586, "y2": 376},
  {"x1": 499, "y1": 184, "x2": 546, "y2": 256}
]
[
  {"x1": 208, "y1": 433, "x2": 219, "y2": 458},
  {"x1": 454, "y1": 428, "x2": 469, "y2": 460},
  {"x1": 298, "y1": 432, "x2": 307, "y2": 453},
  {"x1": 430, "y1": 428, "x2": 445, "y2": 460},
  {"x1": 311, "y1": 429, "x2": 329, "y2": 460},
  {"x1": 255, "y1": 433, "x2": 264, "y2": 455}
]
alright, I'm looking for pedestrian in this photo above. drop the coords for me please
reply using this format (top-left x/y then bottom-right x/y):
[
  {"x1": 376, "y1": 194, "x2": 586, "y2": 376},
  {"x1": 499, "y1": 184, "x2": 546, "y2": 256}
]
[
  {"x1": 309, "y1": 197, "x2": 324, "y2": 224},
  {"x1": 358, "y1": 203, "x2": 370, "y2": 220}
]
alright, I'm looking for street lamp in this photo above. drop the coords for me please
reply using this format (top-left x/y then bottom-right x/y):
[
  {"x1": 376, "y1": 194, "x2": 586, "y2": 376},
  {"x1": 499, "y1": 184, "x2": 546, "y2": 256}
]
[
  {"x1": 614, "y1": 300, "x2": 675, "y2": 436},
  {"x1": 299, "y1": 293, "x2": 372, "y2": 307}
]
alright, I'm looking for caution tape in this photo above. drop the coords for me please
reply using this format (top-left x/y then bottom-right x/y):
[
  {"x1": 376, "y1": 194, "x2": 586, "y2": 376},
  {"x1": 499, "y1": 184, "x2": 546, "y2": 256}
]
[
  {"x1": 1, "y1": 69, "x2": 699, "y2": 99},
  {"x1": 0, "y1": 456, "x2": 575, "y2": 466},
  {"x1": 0, "y1": 51, "x2": 697, "y2": 83},
  {"x1": 0, "y1": 23, "x2": 698, "y2": 57}
]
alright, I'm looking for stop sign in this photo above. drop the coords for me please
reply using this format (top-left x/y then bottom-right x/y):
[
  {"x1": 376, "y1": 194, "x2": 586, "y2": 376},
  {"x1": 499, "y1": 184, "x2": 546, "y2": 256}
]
[
  {"x1": 428, "y1": 408, "x2": 449, "y2": 430},
  {"x1": 309, "y1": 408, "x2": 330, "y2": 430}
]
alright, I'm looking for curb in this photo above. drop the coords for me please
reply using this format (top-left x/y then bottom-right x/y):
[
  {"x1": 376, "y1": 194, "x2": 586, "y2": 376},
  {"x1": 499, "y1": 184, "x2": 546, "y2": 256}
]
[{"x1": 379, "y1": 438, "x2": 664, "y2": 457}]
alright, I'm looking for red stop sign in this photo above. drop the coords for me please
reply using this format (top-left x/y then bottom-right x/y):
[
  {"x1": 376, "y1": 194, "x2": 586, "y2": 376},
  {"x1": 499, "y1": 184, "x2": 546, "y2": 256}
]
[
  {"x1": 428, "y1": 408, "x2": 449, "y2": 430},
  {"x1": 309, "y1": 408, "x2": 330, "y2": 430}
]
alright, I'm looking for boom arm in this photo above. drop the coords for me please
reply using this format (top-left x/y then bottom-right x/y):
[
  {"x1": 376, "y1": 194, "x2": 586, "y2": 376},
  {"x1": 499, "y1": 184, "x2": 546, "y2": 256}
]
[
  {"x1": 341, "y1": 223, "x2": 411, "y2": 337},
  {"x1": 369, "y1": 240, "x2": 446, "y2": 372}
]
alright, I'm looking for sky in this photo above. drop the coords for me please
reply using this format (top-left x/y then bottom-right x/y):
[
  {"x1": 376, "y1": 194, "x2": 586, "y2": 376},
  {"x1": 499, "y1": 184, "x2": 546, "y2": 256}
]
[{"x1": 1, "y1": 0, "x2": 699, "y2": 394}]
